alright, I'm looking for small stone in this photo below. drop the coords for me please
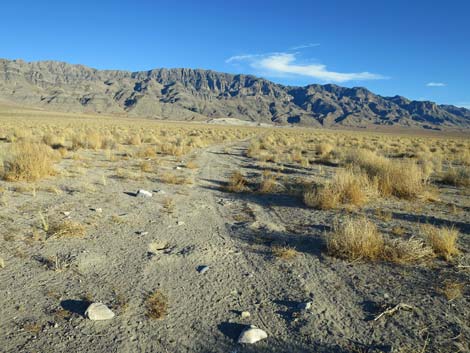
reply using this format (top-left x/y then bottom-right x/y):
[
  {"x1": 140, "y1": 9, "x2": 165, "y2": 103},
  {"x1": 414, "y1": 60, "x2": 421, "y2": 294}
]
[
  {"x1": 297, "y1": 301, "x2": 312, "y2": 311},
  {"x1": 91, "y1": 208, "x2": 102, "y2": 213},
  {"x1": 237, "y1": 325, "x2": 268, "y2": 344},
  {"x1": 148, "y1": 241, "x2": 168, "y2": 254},
  {"x1": 175, "y1": 166, "x2": 182, "y2": 170},
  {"x1": 136, "y1": 190, "x2": 152, "y2": 198},
  {"x1": 62, "y1": 211, "x2": 71, "y2": 216},
  {"x1": 241, "y1": 311, "x2": 251, "y2": 318},
  {"x1": 0, "y1": 257, "x2": 5, "y2": 269},
  {"x1": 177, "y1": 221, "x2": 185, "y2": 226},
  {"x1": 85, "y1": 303, "x2": 115, "y2": 321},
  {"x1": 154, "y1": 189, "x2": 166, "y2": 195},
  {"x1": 197, "y1": 265, "x2": 209, "y2": 274},
  {"x1": 53, "y1": 323, "x2": 59, "y2": 328},
  {"x1": 136, "y1": 231, "x2": 149, "y2": 236}
]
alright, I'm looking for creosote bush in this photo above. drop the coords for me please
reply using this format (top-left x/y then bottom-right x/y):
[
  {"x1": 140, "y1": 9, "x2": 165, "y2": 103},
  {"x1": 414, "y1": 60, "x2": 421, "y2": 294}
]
[
  {"x1": 226, "y1": 171, "x2": 249, "y2": 193},
  {"x1": 146, "y1": 290, "x2": 168, "y2": 319}
]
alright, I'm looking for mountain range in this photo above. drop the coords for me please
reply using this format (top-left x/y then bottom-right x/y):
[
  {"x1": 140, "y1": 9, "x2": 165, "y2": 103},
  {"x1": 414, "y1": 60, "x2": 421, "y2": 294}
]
[{"x1": 1, "y1": 58, "x2": 469, "y2": 130}]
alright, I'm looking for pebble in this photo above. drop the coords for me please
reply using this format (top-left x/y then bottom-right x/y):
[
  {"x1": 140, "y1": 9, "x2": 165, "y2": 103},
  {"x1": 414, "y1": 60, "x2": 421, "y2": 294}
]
[
  {"x1": 237, "y1": 325, "x2": 268, "y2": 344},
  {"x1": 175, "y1": 166, "x2": 182, "y2": 170},
  {"x1": 177, "y1": 221, "x2": 185, "y2": 226},
  {"x1": 91, "y1": 208, "x2": 102, "y2": 213},
  {"x1": 297, "y1": 301, "x2": 312, "y2": 311},
  {"x1": 84, "y1": 303, "x2": 115, "y2": 321},
  {"x1": 136, "y1": 189, "x2": 152, "y2": 198},
  {"x1": 62, "y1": 211, "x2": 71, "y2": 216},
  {"x1": 136, "y1": 231, "x2": 149, "y2": 236},
  {"x1": 148, "y1": 241, "x2": 168, "y2": 254},
  {"x1": 241, "y1": 311, "x2": 251, "y2": 318},
  {"x1": 197, "y1": 265, "x2": 209, "y2": 274}
]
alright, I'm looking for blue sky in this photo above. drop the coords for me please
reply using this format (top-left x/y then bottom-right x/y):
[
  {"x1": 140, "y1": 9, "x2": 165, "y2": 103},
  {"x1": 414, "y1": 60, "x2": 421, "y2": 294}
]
[{"x1": 1, "y1": 0, "x2": 469, "y2": 107}]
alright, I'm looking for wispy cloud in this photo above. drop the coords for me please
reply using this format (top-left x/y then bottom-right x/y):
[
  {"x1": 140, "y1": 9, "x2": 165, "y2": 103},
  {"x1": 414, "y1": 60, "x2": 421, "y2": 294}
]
[
  {"x1": 426, "y1": 82, "x2": 447, "y2": 87},
  {"x1": 227, "y1": 52, "x2": 387, "y2": 83},
  {"x1": 289, "y1": 43, "x2": 320, "y2": 50}
]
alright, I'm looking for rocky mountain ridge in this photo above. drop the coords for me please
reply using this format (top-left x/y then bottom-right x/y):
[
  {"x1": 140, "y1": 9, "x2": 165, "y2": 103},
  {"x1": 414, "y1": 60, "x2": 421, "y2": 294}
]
[{"x1": 1, "y1": 58, "x2": 469, "y2": 129}]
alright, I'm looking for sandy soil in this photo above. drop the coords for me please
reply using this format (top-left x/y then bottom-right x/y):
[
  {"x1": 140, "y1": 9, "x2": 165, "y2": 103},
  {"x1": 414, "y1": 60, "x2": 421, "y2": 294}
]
[{"x1": 0, "y1": 141, "x2": 469, "y2": 353}]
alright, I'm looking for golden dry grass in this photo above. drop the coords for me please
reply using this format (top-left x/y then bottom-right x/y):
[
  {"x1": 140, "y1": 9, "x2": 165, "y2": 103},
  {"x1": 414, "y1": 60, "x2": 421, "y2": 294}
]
[
  {"x1": 303, "y1": 169, "x2": 369, "y2": 209},
  {"x1": 441, "y1": 167, "x2": 470, "y2": 187},
  {"x1": 2, "y1": 142, "x2": 59, "y2": 182},
  {"x1": 438, "y1": 281, "x2": 464, "y2": 301},
  {"x1": 272, "y1": 246, "x2": 299, "y2": 260},
  {"x1": 226, "y1": 171, "x2": 249, "y2": 193},
  {"x1": 327, "y1": 217, "x2": 434, "y2": 263},
  {"x1": 421, "y1": 224, "x2": 460, "y2": 261},
  {"x1": 327, "y1": 217, "x2": 384, "y2": 261},
  {"x1": 47, "y1": 220, "x2": 86, "y2": 238}
]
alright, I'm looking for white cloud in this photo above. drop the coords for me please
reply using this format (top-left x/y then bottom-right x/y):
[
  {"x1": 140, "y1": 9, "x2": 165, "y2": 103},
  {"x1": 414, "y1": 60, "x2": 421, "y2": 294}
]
[
  {"x1": 289, "y1": 43, "x2": 320, "y2": 50},
  {"x1": 426, "y1": 82, "x2": 447, "y2": 87},
  {"x1": 227, "y1": 52, "x2": 387, "y2": 83}
]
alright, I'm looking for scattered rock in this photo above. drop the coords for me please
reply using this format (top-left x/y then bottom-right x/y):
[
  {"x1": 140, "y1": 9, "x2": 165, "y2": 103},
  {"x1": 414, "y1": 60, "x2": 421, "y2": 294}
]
[
  {"x1": 91, "y1": 208, "x2": 102, "y2": 213},
  {"x1": 136, "y1": 231, "x2": 149, "y2": 236},
  {"x1": 85, "y1": 303, "x2": 115, "y2": 321},
  {"x1": 62, "y1": 211, "x2": 71, "y2": 216},
  {"x1": 197, "y1": 265, "x2": 209, "y2": 274},
  {"x1": 175, "y1": 166, "x2": 182, "y2": 170},
  {"x1": 136, "y1": 190, "x2": 152, "y2": 198},
  {"x1": 241, "y1": 311, "x2": 251, "y2": 318},
  {"x1": 177, "y1": 221, "x2": 185, "y2": 226},
  {"x1": 148, "y1": 241, "x2": 169, "y2": 254},
  {"x1": 297, "y1": 301, "x2": 312, "y2": 311},
  {"x1": 238, "y1": 325, "x2": 268, "y2": 344},
  {"x1": 0, "y1": 257, "x2": 5, "y2": 268}
]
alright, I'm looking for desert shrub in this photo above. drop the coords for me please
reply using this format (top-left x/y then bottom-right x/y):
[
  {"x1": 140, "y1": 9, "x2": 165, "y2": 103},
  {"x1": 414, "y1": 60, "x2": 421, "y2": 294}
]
[
  {"x1": 48, "y1": 220, "x2": 86, "y2": 238},
  {"x1": 421, "y1": 224, "x2": 460, "y2": 261},
  {"x1": 326, "y1": 217, "x2": 384, "y2": 261},
  {"x1": 343, "y1": 149, "x2": 426, "y2": 199},
  {"x1": 226, "y1": 171, "x2": 249, "y2": 193},
  {"x1": 303, "y1": 169, "x2": 369, "y2": 209},
  {"x1": 327, "y1": 217, "x2": 434, "y2": 263},
  {"x1": 316, "y1": 142, "x2": 334, "y2": 157},
  {"x1": 440, "y1": 167, "x2": 470, "y2": 187},
  {"x1": 272, "y1": 246, "x2": 299, "y2": 260},
  {"x1": 2, "y1": 142, "x2": 58, "y2": 181},
  {"x1": 136, "y1": 146, "x2": 157, "y2": 158}
]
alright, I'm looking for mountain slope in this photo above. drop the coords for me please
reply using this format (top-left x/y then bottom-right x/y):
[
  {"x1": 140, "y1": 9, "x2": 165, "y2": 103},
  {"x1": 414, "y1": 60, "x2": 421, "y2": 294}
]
[{"x1": 1, "y1": 58, "x2": 469, "y2": 129}]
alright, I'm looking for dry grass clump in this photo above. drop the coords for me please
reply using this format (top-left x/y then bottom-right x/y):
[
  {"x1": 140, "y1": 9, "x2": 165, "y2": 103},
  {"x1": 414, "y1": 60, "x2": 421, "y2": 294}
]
[
  {"x1": 327, "y1": 217, "x2": 384, "y2": 261},
  {"x1": 272, "y1": 245, "x2": 299, "y2": 260},
  {"x1": 146, "y1": 290, "x2": 168, "y2": 319},
  {"x1": 258, "y1": 172, "x2": 281, "y2": 193},
  {"x1": 160, "y1": 172, "x2": 192, "y2": 185},
  {"x1": 327, "y1": 217, "x2": 434, "y2": 263},
  {"x1": 140, "y1": 161, "x2": 154, "y2": 173},
  {"x1": 343, "y1": 149, "x2": 426, "y2": 199},
  {"x1": 185, "y1": 160, "x2": 199, "y2": 169},
  {"x1": 383, "y1": 238, "x2": 434, "y2": 264},
  {"x1": 48, "y1": 220, "x2": 86, "y2": 238},
  {"x1": 421, "y1": 224, "x2": 460, "y2": 261},
  {"x1": 438, "y1": 281, "x2": 464, "y2": 301},
  {"x1": 136, "y1": 146, "x2": 157, "y2": 158},
  {"x1": 316, "y1": 142, "x2": 334, "y2": 157},
  {"x1": 303, "y1": 169, "x2": 369, "y2": 209},
  {"x1": 226, "y1": 171, "x2": 249, "y2": 193},
  {"x1": 2, "y1": 142, "x2": 58, "y2": 182},
  {"x1": 440, "y1": 167, "x2": 470, "y2": 187}
]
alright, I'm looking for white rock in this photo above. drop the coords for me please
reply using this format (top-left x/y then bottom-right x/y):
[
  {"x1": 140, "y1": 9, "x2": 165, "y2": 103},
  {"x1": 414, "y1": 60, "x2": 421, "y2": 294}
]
[
  {"x1": 92, "y1": 208, "x2": 102, "y2": 213},
  {"x1": 238, "y1": 325, "x2": 267, "y2": 344},
  {"x1": 177, "y1": 221, "x2": 185, "y2": 226},
  {"x1": 137, "y1": 231, "x2": 149, "y2": 236},
  {"x1": 297, "y1": 301, "x2": 312, "y2": 310},
  {"x1": 85, "y1": 303, "x2": 115, "y2": 321},
  {"x1": 0, "y1": 257, "x2": 5, "y2": 269},
  {"x1": 175, "y1": 166, "x2": 182, "y2": 170},
  {"x1": 241, "y1": 311, "x2": 251, "y2": 318},
  {"x1": 136, "y1": 189, "x2": 152, "y2": 198},
  {"x1": 62, "y1": 211, "x2": 71, "y2": 216}
]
